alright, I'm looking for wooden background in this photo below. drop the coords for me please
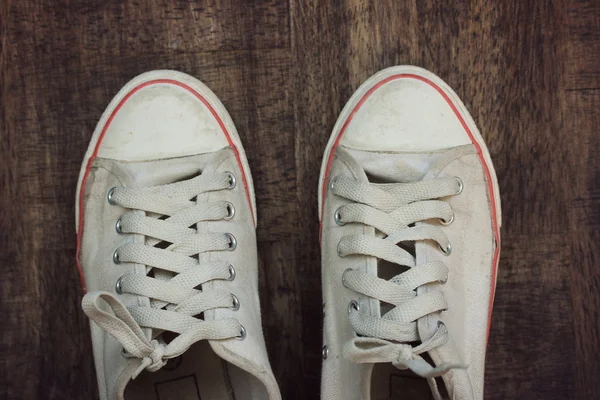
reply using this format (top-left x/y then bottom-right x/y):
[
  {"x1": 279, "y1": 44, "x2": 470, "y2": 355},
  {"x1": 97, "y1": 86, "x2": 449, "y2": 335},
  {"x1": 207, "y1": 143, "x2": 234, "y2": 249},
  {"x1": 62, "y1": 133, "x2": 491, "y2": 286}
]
[{"x1": 1, "y1": 1, "x2": 599, "y2": 399}]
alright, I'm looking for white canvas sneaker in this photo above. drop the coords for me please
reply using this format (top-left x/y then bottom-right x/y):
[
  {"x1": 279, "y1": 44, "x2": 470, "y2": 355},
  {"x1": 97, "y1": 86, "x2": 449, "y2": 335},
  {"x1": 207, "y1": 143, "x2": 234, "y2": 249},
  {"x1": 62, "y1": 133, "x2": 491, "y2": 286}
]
[
  {"x1": 76, "y1": 70, "x2": 281, "y2": 400},
  {"x1": 319, "y1": 66, "x2": 502, "y2": 400}
]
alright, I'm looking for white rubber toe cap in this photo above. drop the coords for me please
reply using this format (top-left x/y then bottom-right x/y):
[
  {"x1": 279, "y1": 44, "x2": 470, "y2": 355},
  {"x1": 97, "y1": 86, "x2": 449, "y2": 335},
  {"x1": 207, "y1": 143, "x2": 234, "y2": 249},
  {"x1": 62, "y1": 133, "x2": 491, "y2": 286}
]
[
  {"x1": 340, "y1": 71, "x2": 472, "y2": 152},
  {"x1": 95, "y1": 71, "x2": 231, "y2": 161}
]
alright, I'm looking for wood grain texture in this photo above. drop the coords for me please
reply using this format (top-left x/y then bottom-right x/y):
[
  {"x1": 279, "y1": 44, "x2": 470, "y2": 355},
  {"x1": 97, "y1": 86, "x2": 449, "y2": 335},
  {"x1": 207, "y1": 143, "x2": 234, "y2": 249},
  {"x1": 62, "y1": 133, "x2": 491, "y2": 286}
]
[{"x1": 1, "y1": 1, "x2": 598, "y2": 399}]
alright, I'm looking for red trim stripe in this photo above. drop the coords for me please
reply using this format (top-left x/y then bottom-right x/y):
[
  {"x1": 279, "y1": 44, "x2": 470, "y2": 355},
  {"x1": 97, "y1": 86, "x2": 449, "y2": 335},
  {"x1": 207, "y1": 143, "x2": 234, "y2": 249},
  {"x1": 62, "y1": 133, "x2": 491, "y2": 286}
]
[
  {"x1": 76, "y1": 79, "x2": 255, "y2": 292},
  {"x1": 319, "y1": 74, "x2": 501, "y2": 338}
]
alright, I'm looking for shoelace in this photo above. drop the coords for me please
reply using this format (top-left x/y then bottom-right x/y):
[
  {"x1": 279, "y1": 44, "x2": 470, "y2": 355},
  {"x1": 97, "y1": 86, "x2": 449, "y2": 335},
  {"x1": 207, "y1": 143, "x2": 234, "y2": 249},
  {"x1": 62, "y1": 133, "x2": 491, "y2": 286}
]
[
  {"x1": 82, "y1": 171, "x2": 244, "y2": 379},
  {"x1": 331, "y1": 175, "x2": 466, "y2": 399}
]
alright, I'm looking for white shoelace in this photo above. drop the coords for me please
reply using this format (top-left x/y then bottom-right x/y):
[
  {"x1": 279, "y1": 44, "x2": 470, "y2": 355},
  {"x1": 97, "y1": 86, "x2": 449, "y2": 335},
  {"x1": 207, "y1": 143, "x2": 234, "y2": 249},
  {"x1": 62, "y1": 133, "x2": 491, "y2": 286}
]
[
  {"x1": 331, "y1": 175, "x2": 466, "y2": 398},
  {"x1": 82, "y1": 171, "x2": 243, "y2": 379}
]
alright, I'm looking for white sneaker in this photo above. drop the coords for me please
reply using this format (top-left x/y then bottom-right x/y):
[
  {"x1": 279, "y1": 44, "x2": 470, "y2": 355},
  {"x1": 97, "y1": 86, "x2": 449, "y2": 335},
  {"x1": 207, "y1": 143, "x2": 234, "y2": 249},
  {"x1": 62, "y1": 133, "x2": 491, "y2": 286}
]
[
  {"x1": 76, "y1": 70, "x2": 281, "y2": 400},
  {"x1": 319, "y1": 66, "x2": 502, "y2": 400}
]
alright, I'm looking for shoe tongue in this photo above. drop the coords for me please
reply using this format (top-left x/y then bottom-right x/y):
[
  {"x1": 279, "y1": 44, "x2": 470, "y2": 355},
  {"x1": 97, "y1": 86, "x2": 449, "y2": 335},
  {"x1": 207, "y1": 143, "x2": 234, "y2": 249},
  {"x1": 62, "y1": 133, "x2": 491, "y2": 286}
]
[
  {"x1": 341, "y1": 146, "x2": 446, "y2": 319},
  {"x1": 126, "y1": 148, "x2": 228, "y2": 187},
  {"x1": 345, "y1": 146, "x2": 467, "y2": 394},
  {"x1": 344, "y1": 146, "x2": 445, "y2": 183}
]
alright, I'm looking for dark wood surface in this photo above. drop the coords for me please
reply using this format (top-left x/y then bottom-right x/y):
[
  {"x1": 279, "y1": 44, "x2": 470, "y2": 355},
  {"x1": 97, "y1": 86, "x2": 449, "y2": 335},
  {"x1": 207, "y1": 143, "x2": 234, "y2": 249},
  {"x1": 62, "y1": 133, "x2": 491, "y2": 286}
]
[{"x1": 1, "y1": 1, "x2": 598, "y2": 399}]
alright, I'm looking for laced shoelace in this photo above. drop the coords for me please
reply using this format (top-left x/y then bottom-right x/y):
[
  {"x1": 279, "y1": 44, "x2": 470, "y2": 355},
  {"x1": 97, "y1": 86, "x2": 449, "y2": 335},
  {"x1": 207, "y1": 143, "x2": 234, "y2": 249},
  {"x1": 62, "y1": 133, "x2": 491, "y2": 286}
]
[
  {"x1": 81, "y1": 171, "x2": 244, "y2": 379},
  {"x1": 331, "y1": 175, "x2": 466, "y2": 399}
]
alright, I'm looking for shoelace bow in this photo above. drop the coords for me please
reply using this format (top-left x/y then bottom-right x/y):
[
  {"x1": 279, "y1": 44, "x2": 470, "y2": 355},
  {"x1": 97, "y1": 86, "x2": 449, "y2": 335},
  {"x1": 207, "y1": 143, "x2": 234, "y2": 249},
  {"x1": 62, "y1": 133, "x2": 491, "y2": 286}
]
[
  {"x1": 331, "y1": 175, "x2": 466, "y2": 397},
  {"x1": 82, "y1": 171, "x2": 243, "y2": 379}
]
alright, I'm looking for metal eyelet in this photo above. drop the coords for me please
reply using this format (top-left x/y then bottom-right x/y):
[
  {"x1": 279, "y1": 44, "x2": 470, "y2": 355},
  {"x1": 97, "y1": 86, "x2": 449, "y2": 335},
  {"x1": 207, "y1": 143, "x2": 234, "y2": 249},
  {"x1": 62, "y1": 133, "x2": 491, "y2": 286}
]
[
  {"x1": 348, "y1": 300, "x2": 360, "y2": 315},
  {"x1": 336, "y1": 242, "x2": 344, "y2": 257},
  {"x1": 115, "y1": 276, "x2": 123, "y2": 294},
  {"x1": 329, "y1": 176, "x2": 338, "y2": 191},
  {"x1": 334, "y1": 207, "x2": 345, "y2": 226},
  {"x1": 107, "y1": 187, "x2": 117, "y2": 205},
  {"x1": 439, "y1": 211, "x2": 455, "y2": 226},
  {"x1": 224, "y1": 202, "x2": 235, "y2": 220},
  {"x1": 341, "y1": 268, "x2": 353, "y2": 287},
  {"x1": 439, "y1": 241, "x2": 452, "y2": 256},
  {"x1": 115, "y1": 217, "x2": 124, "y2": 234},
  {"x1": 113, "y1": 249, "x2": 121, "y2": 264},
  {"x1": 236, "y1": 325, "x2": 247, "y2": 340},
  {"x1": 225, "y1": 233, "x2": 237, "y2": 251},
  {"x1": 225, "y1": 172, "x2": 236, "y2": 189},
  {"x1": 227, "y1": 265, "x2": 236, "y2": 281},
  {"x1": 322, "y1": 345, "x2": 329, "y2": 360},
  {"x1": 455, "y1": 177, "x2": 464, "y2": 195},
  {"x1": 231, "y1": 294, "x2": 240, "y2": 311}
]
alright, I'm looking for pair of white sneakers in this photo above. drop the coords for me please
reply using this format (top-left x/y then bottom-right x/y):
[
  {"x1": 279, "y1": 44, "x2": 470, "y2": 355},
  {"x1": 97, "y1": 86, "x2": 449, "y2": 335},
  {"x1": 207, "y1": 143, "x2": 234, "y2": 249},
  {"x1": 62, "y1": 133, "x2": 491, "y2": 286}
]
[{"x1": 76, "y1": 66, "x2": 501, "y2": 400}]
